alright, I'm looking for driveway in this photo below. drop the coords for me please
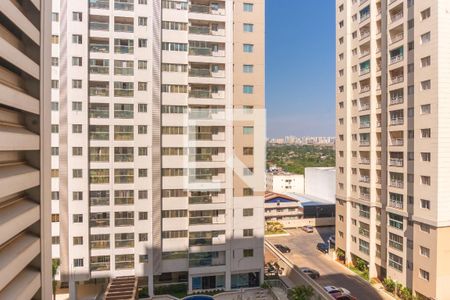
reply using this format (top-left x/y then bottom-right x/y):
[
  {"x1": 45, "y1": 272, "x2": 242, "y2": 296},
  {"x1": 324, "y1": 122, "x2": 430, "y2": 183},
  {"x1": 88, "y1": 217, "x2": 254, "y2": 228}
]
[{"x1": 267, "y1": 227, "x2": 392, "y2": 300}]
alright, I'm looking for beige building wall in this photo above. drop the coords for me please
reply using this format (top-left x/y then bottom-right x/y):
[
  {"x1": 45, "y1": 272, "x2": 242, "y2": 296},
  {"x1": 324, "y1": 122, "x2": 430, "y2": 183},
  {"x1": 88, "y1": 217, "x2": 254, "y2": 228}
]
[
  {"x1": 336, "y1": 0, "x2": 450, "y2": 299},
  {"x1": 0, "y1": 0, "x2": 51, "y2": 299}
]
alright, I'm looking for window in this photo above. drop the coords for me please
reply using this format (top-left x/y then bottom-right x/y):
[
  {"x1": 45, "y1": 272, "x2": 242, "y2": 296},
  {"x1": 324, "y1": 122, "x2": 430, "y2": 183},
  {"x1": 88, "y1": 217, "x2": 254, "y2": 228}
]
[
  {"x1": 51, "y1": 80, "x2": 59, "y2": 89},
  {"x1": 421, "y1": 32, "x2": 431, "y2": 44},
  {"x1": 138, "y1": 0, "x2": 147, "y2": 3},
  {"x1": 138, "y1": 147, "x2": 148, "y2": 156},
  {"x1": 243, "y1": 208, "x2": 253, "y2": 217},
  {"x1": 138, "y1": 104, "x2": 147, "y2": 112},
  {"x1": 51, "y1": 214, "x2": 59, "y2": 222},
  {"x1": 243, "y1": 167, "x2": 253, "y2": 176},
  {"x1": 51, "y1": 147, "x2": 59, "y2": 156},
  {"x1": 52, "y1": 35, "x2": 59, "y2": 44},
  {"x1": 421, "y1": 129, "x2": 431, "y2": 138},
  {"x1": 389, "y1": 232, "x2": 403, "y2": 251},
  {"x1": 72, "y1": 124, "x2": 82, "y2": 133},
  {"x1": 420, "y1": 223, "x2": 431, "y2": 233},
  {"x1": 243, "y1": 105, "x2": 253, "y2": 114},
  {"x1": 419, "y1": 269, "x2": 430, "y2": 281},
  {"x1": 139, "y1": 255, "x2": 148, "y2": 263},
  {"x1": 51, "y1": 191, "x2": 59, "y2": 200},
  {"x1": 138, "y1": 169, "x2": 148, "y2": 177},
  {"x1": 138, "y1": 125, "x2": 147, "y2": 134},
  {"x1": 73, "y1": 259, "x2": 84, "y2": 267},
  {"x1": 421, "y1": 80, "x2": 431, "y2": 90},
  {"x1": 52, "y1": 236, "x2": 60, "y2": 244},
  {"x1": 243, "y1": 188, "x2": 253, "y2": 196},
  {"x1": 243, "y1": 3, "x2": 253, "y2": 12},
  {"x1": 243, "y1": 44, "x2": 254, "y2": 53},
  {"x1": 243, "y1": 64, "x2": 254, "y2": 73},
  {"x1": 73, "y1": 12, "x2": 82, "y2": 21},
  {"x1": 389, "y1": 213, "x2": 403, "y2": 230},
  {"x1": 73, "y1": 214, "x2": 83, "y2": 223},
  {"x1": 51, "y1": 57, "x2": 59, "y2": 66},
  {"x1": 73, "y1": 236, "x2": 83, "y2": 245},
  {"x1": 72, "y1": 80, "x2": 82, "y2": 89},
  {"x1": 52, "y1": 12, "x2": 59, "y2": 21},
  {"x1": 139, "y1": 233, "x2": 148, "y2": 241},
  {"x1": 72, "y1": 147, "x2": 83, "y2": 157},
  {"x1": 243, "y1": 229, "x2": 253, "y2": 237},
  {"x1": 420, "y1": 104, "x2": 431, "y2": 114},
  {"x1": 420, "y1": 246, "x2": 430, "y2": 258},
  {"x1": 138, "y1": 17, "x2": 147, "y2": 26},
  {"x1": 138, "y1": 39, "x2": 148, "y2": 48},
  {"x1": 72, "y1": 34, "x2": 82, "y2": 44},
  {"x1": 388, "y1": 252, "x2": 403, "y2": 272},
  {"x1": 72, "y1": 101, "x2": 82, "y2": 111},
  {"x1": 138, "y1": 82, "x2": 147, "y2": 91},
  {"x1": 73, "y1": 169, "x2": 82, "y2": 178},
  {"x1": 243, "y1": 147, "x2": 253, "y2": 155},
  {"x1": 421, "y1": 56, "x2": 431, "y2": 68},
  {"x1": 243, "y1": 126, "x2": 253, "y2": 135},
  {"x1": 72, "y1": 57, "x2": 82, "y2": 66},
  {"x1": 138, "y1": 60, "x2": 147, "y2": 70},
  {"x1": 421, "y1": 176, "x2": 431, "y2": 186},
  {"x1": 243, "y1": 249, "x2": 254, "y2": 257},
  {"x1": 421, "y1": 152, "x2": 431, "y2": 162},
  {"x1": 138, "y1": 190, "x2": 148, "y2": 199},
  {"x1": 139, "y1": 212, "x2": 148, "y2": 220},
  {"x1": 243, "y1": 23, "x2": 254, "y2": 32},
  {"x1": 243, "y1": 85, "x2": 254, "y2": 94},
  {"x1": 421, "y1": 8, "x2": 431, "y2": 20},
  {"x1": 73, "y1": 191, "x2": 83, "y2": 201}
]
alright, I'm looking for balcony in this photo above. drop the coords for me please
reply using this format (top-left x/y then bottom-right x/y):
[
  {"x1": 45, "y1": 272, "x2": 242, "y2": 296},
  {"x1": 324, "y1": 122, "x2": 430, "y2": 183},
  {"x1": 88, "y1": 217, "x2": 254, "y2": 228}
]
[
  {"x1": 360, "y1": 193, "x2": 370, "y2": 201},
  {"x1": 391, "y1": 75, "x2": 404, "y2": 85},
  {"x1": 89, "y1": 21, "x2": 109, "y2": 31},
  {"x1": 189, "y1": 4, "x2": 225, "y2": 15},
  {"x1": 390, "y1": 32, "x2": 404, "y2": 44},
  {"x1": 189, "y1": 47, "x2": 212, "y2": 56},
  {"x1": 89, "y1": 82, "x2": 109, "y2": 97},
  {"x1": 360, "y1": 175, "x2": 370, "y2": 183},
  {"x1": 359, "y1": 210, "x2": 370, "y2": 219},
  {"x1": 391, "y1": 138, "x2": 404, "y2": 146},
  {"x1": 114, "y1": 45, "x2": 134, "y2": 54},
  {"x1": 188, "y1": 109, "x2": 224, "y2": 120},
  {"x1": 189, "y1": 90, "x2": 212, "y2": 99},
  {"x1": 360, "y1": 13, "x2": 370, "y2": 23},
  {"x1": 189, "y1": 68, "x2": 212, "y2": 77},
  {"x1": 114, "y1": 88, "x2": 134, "y2": 97},
  {"x1": 90, "y1": 43, "x2": 109, "y2": 53},
  {"x1": 189, "y1": 26, "x2": 211, "y2": 35},
  {"x1": 390, "y1": 95, "x2": 404, "y2": 105},
  {"x1": 360, "y1": 158, "x2": 370, "y2": 165},
  {"x1": 359, "y1": 227, "x2": 370, "y2": 238},
  {"x1": 90, "y1": 0, "x2": 109, "y2": 9},
  {"x1": 390, "y1": 55, "x2": 403, "y2": 64},
  {"x1": 114, "y1": 1, "x2": 134, "y2": 11},
  {"x1": 360, "y1": 122, "x2": 370, "y2": 129},
  {"x1": 360, "y1": 85, "x2": 370, "y2": 93},
  {"x1": 360, "y1": 68, "x2": 370, "y2": 75},
  {"x1": 389, "y1": 199, "x2": 404, "y2": 209},
  {"x1": 115, "y1": 218, "x2": 134, "y2": 227},
  {"x1": 390, "y1": 117, "x2": 404, "y2": 126},
  {"x1": 390, "y1": 11, "x2": 403, "y2": 23},
  {"x1": 360, "y1": 140, "x2": 370, "y2": 146},
  {"x1": 115, "y1": 23, "x2": 134, "y2": 33},
  {"x1": 360, "y1": 30, "x2": 370, "y2": 40},
  {"x1": 360, "y1": 103, "x2": 370, "y2": 111},
  {"x1": 389, "y1": 158, "x2": 404, "y2": 167},
  {"x1": 390, "y1": 179, "x2": 404, "y2": 188}
]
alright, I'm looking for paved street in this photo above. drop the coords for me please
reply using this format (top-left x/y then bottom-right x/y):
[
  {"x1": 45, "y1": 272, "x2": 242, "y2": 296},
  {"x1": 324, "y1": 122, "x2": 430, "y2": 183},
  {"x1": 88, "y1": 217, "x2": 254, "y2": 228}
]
[{"x1": 267, "y1": 227, "x2": 392, "y2": 300}]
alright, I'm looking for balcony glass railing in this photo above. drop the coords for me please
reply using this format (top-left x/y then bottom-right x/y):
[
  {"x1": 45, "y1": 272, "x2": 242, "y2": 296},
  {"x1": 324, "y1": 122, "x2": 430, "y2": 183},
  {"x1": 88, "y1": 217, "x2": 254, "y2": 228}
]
[
  {"x1": 89, "y1": 22, "x2": 109, "y2": 31},
  {"x1": 390, "y1": 117, "x2": 404, "y2": 125},
  {"x1": 89, "y1": 66, "x2": 109, "y2": 74},
  {"x1": 391, "y1": 75, "x2": 404, "y2": 84},
  {"x1": 189, "y1": 26, "x2": 211, "y2": 35},
  {"x1": 90, "y1": 43, "x2": 109, "y2": 53},
  {"x1": 359, "y1": 210, "x2": 370, "y2": 219},
  {"x1": 115, "y1": 23, "x2": 134, "y2": 33},
  {"x1": 360, "y1": 122, "x2": 370, "y2": 129},
  {"x1": 360, "y1": 104, "x2": 370, "y2": 111},
  {"x1": 360, "y1": 85, "x2": 370, "y2": 93},
  {"x1": 114, "y1": 45, "x2": 134, "y2": 54},
  {"x1": 189, "y1": 90, "x2": 212, "y2": 99},
  {"x1": 90, "y1": 241, "x2": 110, "y2": 249},
  {"x1": 89, "y1": 132, "x2": 109, "y2": 140},
  {"x1": 360, "y1": 175, "x2": 370, "y2": 183},
  {"x1": 114, "y1": 1, "x2": 134, "y2": 11},
  {"x1": 390, "y1": 179, "x2": 404, "y2": 188},
  {"x1": 390, "y1": 55, "x2": 403, "y2": 64},
  {"x1": 390, "y1": 138, "x2": 404, "y2": 146},
  {"x1": 190, "y1": 4, "x2": 211, "y2": 14},
  {"x1": 90, "y1": 197, "x2": 109, "y2": 206},
  {"x1": 114, "y1": 89, "x2": 134, "y2": 97},
  {"x1": 390, "y1": 95, "x2": 404, "y2": 105},
  {"x1": 114, "y1": 154, "x2": 134, "y2": 162},
  {"x1": 115, "y1": 218, "x2": 134, "y2": 226},
  {"x1": 114, "y1": 67, "x2": 134, "y2": 76},
  {"x1": 90, "y1": 0, "x2": 109, "y2": 9},
  {"x1": 189, "y1": 69, "x2": 212, "y2": 77},
  {"x1": 390, "y1": 11, "x2": 403, "y2": 23},
  {"x1": 391, "y1": 32, "x2": 404, "y2": 44},
  {"x1": 389, "y1": 158, "x2": 404, "y2": 167},
  {"x1": 90, "y1": 219, "x2": 110, "y2": 227},
  {"x1": 389, "y1": 199, "x2": 404, "y2": 209},
  {"x1": 89, "y1": 109, "x2": 109, "y2": 118},
  {"x1": 89, "y1": 87, "x2": 109, "y2": 96},
  {"x1": 189, "y1": 47, "x2": 212, "y2": 56}
]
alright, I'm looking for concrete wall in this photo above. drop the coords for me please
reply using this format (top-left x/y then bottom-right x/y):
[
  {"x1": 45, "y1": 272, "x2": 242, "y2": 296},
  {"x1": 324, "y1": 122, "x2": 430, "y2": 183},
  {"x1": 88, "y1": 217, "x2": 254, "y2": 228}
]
[
  {"x1": 304, "y1": 168, "x2": 336, "y2": 202},
  {"x1": 266, "y1": 173, "x2": 305, "y2": 194},
  {"x1": 276, "y1": 217, "x2": 335, "y2": 229}
]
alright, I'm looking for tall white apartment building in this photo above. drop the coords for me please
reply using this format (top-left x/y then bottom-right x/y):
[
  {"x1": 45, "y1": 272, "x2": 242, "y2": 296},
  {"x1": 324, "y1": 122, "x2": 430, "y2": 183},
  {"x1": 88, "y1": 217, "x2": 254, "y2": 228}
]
[
  {"x1": 336, "y1": 1, "x2": 450, "y2": 299},
  {"x1": 51, "y1": 0, "x2": 265, "y2": 296},
  {"x1": 0, "y1": 0, "x2": 51, "y2": 299}
]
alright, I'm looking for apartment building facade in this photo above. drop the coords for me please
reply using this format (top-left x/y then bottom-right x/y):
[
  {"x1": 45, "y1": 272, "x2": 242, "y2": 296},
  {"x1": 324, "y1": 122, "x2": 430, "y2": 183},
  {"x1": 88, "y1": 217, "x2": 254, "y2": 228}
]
[
  {"x1": 336, "y1": 0, "x2": 450, "y2": 299},
  {"x1": 0, "y1": 0, "x2": 51, "y2": 299},
  {"x1": 51, "y1": 0, "x2": 265, "y2": 296}
]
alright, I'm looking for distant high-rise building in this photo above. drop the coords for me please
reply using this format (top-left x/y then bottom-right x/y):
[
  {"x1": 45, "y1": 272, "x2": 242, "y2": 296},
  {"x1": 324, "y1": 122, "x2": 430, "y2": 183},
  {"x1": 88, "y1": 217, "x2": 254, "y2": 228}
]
[
  {"x1": 336, "y1": 1, "x2": 450, "y2": 299},
  {"x1": 0, "y1": 0, "x2": 51, "y2": 299},
  {"x1": 51, "y1": 0, "x2": 265, "y2": 296}
]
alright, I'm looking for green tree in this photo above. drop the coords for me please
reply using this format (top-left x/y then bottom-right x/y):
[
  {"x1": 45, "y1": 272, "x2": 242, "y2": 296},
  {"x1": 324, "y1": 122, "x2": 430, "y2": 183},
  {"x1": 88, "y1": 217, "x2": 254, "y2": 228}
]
[
  {"x1": 288, "y1": 285, "x2": 314, "y2": 300},
  {"x1": 52, "y1": 259, "x2": 60, "y2": 300}
]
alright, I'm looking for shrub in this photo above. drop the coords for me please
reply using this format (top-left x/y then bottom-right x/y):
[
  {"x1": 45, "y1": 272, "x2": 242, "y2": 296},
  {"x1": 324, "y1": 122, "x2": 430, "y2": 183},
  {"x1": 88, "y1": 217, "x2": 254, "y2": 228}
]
[
  {"x1": 336, "y1": 248, "x2": 345, "y2": 261},
  {"x1": 399, "y1": 287, "x2": 413, "y2": 300},
  {"x1": 354, "y1": 257, "x2": 368, "y2": 272},
  {"x1": 288, "y1": 285, "x2": 314, "y2": 300},
  {"x1": 383, "y1": 277, "x2": 396, "y2": 293}
]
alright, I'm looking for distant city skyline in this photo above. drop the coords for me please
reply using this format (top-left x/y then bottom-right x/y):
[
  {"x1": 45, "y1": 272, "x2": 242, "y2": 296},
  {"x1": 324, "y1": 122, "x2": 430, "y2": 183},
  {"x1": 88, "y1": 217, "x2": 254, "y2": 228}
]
[{"x1": 266, "y1": 1, "x2": 335, "y2": 137}]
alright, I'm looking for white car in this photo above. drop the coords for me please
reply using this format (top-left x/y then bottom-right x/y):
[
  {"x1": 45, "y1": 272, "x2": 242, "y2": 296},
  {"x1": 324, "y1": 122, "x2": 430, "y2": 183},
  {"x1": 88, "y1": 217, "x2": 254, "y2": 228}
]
[{"x1": 324, "y1": 286, "x2": 351, "y2": 296}]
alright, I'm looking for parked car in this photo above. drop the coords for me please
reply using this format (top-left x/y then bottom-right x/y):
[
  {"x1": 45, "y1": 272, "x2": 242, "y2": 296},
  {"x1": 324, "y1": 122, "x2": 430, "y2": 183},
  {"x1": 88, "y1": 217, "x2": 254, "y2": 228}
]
[
  {"x1": 275, "y1": 244, "x2": 291, "y2": 253},
  {"x1": 324, "y1": 286, "x2": 351, "y2": 296},
  {"x1": 301, "y1": 225, "x2": 314, "y2": 233},
  {"x1": 316, "y1": 242, "x2": 329, "y2": 254},
  {"x1": 333, "y1": 294, "x2": 357, "y2": 300},
  {"x1": 299, "y1": 267, "x2": 320, "y2": 279}
]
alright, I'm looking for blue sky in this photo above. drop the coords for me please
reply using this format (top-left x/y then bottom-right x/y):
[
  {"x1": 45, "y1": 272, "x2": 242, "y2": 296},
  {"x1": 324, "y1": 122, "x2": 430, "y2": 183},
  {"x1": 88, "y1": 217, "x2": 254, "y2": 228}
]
[{"x1": 266, "y1": 1, "x2": 335, "y2": 138}]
